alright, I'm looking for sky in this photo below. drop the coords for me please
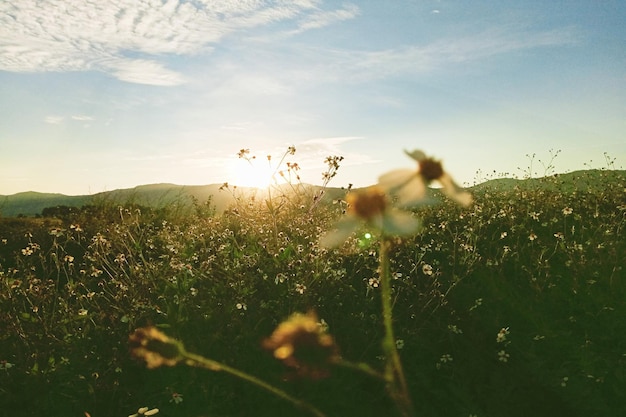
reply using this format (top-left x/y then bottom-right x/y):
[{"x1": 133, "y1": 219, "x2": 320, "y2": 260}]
[{"x1": 1, "y1": 0, "x2": 625, "y2": 195}]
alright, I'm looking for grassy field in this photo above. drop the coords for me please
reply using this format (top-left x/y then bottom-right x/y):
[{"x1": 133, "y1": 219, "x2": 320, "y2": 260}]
[{"x1": 0, "y1": 162, "x2": 625, "y2": 417}]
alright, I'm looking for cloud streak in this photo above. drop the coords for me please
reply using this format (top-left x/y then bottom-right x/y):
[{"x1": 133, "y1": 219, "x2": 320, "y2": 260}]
[
  {"x1": 307, "y1": 26, "x2": 580, "y2": 82},
  {"x1": 0, "y1": 0, "x2": 356, "y2": 86}
]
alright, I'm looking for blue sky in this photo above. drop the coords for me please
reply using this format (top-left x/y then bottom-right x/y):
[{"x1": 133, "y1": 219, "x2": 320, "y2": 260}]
[{"x1": 1, "y1": 0, "x2": 624, "y2": 195}]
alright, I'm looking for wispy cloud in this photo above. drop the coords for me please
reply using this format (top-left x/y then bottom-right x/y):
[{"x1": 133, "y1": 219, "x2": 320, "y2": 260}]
[
  {"x1": 306, "y1": 26, "x2": 580, "y2": 82},
  {"x1": 71, "y1": 115, "x2": 93, "y2": 121},
  {"x1": 290, "y1": 3, "x2": 360, "y2": 34},
  {"x1": 44, "y1": 115, "x2": 64, "y2": 124},
  {"x1": 202, "y1": 24, "x2": 579, "y2": 94},
  {"x1": 296, "y1": 136, "x2": 376, "y2": 168},
  {"x1": 0, "y1": 0, "x2": 356, "y2": 86}
]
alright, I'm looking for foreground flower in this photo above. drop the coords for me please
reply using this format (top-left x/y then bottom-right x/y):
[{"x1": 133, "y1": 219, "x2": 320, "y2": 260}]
[
  {"x1": 129, "y1": 407, "x2": 159, "y2": 417},
  {"x1": 263, "y1": 311, "x2": 340, "y2": 379},
  {"x1": 320, "y1": 186, "x2": 420, "y2": 248},
  {"x1": 129, "y1": 327, "x2": 185, "y2": 369},
  {"x1": 378, "y1": 149, "x2": 472, "y2": 207}
]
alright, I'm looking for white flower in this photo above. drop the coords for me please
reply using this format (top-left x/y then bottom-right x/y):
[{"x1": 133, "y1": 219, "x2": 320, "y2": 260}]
[
  {"x1": 378, "y1": 149, "x2": 472, "y2": 207},
  {"x1": 320, "y1": 186, "x2": 420, "y2": 248}
]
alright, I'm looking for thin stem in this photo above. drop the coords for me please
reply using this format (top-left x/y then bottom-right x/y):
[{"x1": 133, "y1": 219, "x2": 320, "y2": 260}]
[
  {"x1": 182, "y1": 351, "x2": 326, "y2": 417},
  {"x1": 379, "y1": 238, "x2": 415, "y2": 417},
  {"x1": 335, "y1": 359, "x2": 386, "y2": 380}
]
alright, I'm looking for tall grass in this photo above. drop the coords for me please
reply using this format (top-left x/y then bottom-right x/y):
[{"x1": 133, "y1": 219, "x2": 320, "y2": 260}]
[{"x1": 0, "y1": 149, "x2": 624, "y2": 417}]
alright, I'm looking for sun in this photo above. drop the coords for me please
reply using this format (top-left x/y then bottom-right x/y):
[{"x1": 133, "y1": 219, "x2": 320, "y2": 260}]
[{"x1": 228, "y1": 159, "x2": 277, "y2": 189}]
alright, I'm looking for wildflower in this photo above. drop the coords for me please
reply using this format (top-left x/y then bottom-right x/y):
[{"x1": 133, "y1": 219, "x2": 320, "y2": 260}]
[
  {"x1": 562, "y1": 207, "x2": 573, "y2": 215},
  {"x1": 262, "y1": 311, "x2": 340, "y2": 379},
  {"x1": 528, "y1": 233, "x2": 537, "y2": 241},
  {"x1": 129, "y1": 407, "x2": 159, "y2": 417},
  {"x1": 129, "y1": 327, "x2": 185, "y2": 369},
  {"x1": 295, "y1": 283, "x2": 307, "y2": 294},
  {"x1": 554, "y1": 232, "x2": 564, "y2": 240},
  {"x1": 422, "y1": 263, "x2": 433, "y2": 276},
  {"x1": 368, "y1": 277, "x2": 380, "y2": 288},
  {"x1": 170, "y1": 392, "x2": 184, "y2": 404},
  {"x1": 319, "y1": 186, "x2": 419, "y2": 248},
  {"x1": 78, "y1": 308, "x2": 88, "y2": 316},
  {"x1": 378, "y1": 149, "x2": 472, "y2": 207},
  {"x1": 497, "y1": 350, "x2": 510, "y2": 363},
  {"x1": 500, "y1": 231, "x2": 507, "y2": 239},
  {"x1": 496, "y1": 327, "x2": 509, "y2": 343},
  {"x1": 236, "y1": 302, "x2": 247, "y2": 311}
]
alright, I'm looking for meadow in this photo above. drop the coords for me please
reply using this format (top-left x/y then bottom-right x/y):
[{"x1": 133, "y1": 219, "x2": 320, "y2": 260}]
[{"x1": 0, "y1": 149, "x2": 624, "y2": 417}]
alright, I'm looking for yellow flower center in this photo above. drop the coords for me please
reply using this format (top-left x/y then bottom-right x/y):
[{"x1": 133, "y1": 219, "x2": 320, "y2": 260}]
[{"x1": 347, "y1": 187, "x2": 387, "y2": 220}]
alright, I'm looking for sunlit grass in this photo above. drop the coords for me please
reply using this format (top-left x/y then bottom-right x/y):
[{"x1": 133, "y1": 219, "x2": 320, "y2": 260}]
[{"x1": 0, "y1": 149, "x2": 624, "y2": 417}]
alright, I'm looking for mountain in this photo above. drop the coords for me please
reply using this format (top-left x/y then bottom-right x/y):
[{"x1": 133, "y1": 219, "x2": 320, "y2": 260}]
[
  {"x1": 0, "y1": 183, "x2": 347, "y2": 218},
  {"x1": 0, "y1": 191, "x2": 91, "y2": 218},
  {"x1": 1, "y1": 169, "x2": 624, "y2": 218},
  {"x1": 470, "y1": 169, "x2": 626, "y2": 193}
]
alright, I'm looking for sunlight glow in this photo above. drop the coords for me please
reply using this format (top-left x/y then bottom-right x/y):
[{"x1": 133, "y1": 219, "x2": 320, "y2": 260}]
[{"x1": 228, "y1": 159, "x2": 280, "y2": 189}]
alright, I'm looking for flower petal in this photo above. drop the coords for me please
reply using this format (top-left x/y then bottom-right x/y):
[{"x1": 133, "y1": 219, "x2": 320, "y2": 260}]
[
  {"x1": 438, "y1": 173, "x2": 473, "y2": 206},
  {"x1": 319, "y1": 217, "x2": 360, "y2": 248},
  {"x1": 394, "y1": 175, "x2": 427, "y2": 206},
  {"x1": 381, "y1": 210, "x2": 421, "y2": 236},
  {"x1": 378, "y1": 169, "x2": 416, "y2": 191},
  {"x1": 404, "y1": 149, "x2": 426, "y2": 162}
]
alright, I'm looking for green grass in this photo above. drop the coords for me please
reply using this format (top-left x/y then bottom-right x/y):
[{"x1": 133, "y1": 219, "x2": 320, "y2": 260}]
[{"x1": 0, "y1": 166, "x2": 625, "y2": 417}]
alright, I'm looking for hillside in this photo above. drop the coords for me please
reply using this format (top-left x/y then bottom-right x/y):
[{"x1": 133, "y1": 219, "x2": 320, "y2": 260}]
[
  {"x1": 1, "y1": 169, "x2": 624, "y2": 217},
  {"x1": 471, "y1": 169, "x2": 626, "y2": 193},
  {"x1": 0, "y1": 182, "x2": 347, "y2": 217}
]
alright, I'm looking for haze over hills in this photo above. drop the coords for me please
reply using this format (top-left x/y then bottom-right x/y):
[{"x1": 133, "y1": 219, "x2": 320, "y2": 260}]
[
  {"x1": 0, "y1": 182, "x2": 347, "y2": 218},
  {"x1": 1, "y1": 169, "x2": 624, "y2": 218}
]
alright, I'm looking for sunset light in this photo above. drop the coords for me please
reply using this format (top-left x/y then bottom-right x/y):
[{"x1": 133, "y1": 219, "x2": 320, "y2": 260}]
[{"x1": 228, "y1": 158, "x2": 279, "y2": 189}]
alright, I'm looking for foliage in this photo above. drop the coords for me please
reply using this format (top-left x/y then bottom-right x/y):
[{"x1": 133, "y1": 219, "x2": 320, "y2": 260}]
[{"x1": 0, "y1": 150, "x2": 625, "y2": 417}]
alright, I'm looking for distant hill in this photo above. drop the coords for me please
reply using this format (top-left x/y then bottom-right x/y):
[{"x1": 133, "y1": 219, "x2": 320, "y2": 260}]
[
  {"x1": 471, "y1": 169, "x2": 626, "y2": 193},
  {"x1": 0, "y1": 183, "x2": 348, "y2": 218},
  {"x1": 1, "y1": 169, "x2": 624, "y2": 218},
  {"x1": 0, "y1": 191, "x2": 91, "y2": 218}
]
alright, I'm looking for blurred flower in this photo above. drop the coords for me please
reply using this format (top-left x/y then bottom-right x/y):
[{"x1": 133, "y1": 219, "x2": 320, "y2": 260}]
[
  {"x1": 170, "y1": 392, "x2": 184, "y2": 404},
  {"x1": 320, "y1": 186, "x2": 420, "y2": 248},
  {"x1": 129, "y1": 327, "x2": 185, "y2": 369},
  {"x1": 422, "y1": 263, "x2": 434, "y2": 276},
  {"x1": 498, "y1": 350, "x2": 510, "y2": 363},
  {"x1": 496, "y1": 327, "x2": 510, "y2": 343},
  {"x1": 263, "y1": 311, "x2": 340, "y2": 379},
  {"x1": 129, "y1": 407, "x2": 159, "y2": 417},
  {"x1": 378, "y1": 149, "x2": 472, "y2": 207},
  {"x1": 562, "y1": 207, "x2": 573, "y2": 215}
]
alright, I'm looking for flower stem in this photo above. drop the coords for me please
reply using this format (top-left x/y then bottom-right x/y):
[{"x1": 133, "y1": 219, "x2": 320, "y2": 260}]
[
  {"x1": 335, "y1": 359, "x2": 385, "y2": 380},
  {"x1": 380, "y1": 238, "x2": 415, "y2": 417},
  {"x1": 182, "y1": 351, "x2": 326, "y2": 417}
]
